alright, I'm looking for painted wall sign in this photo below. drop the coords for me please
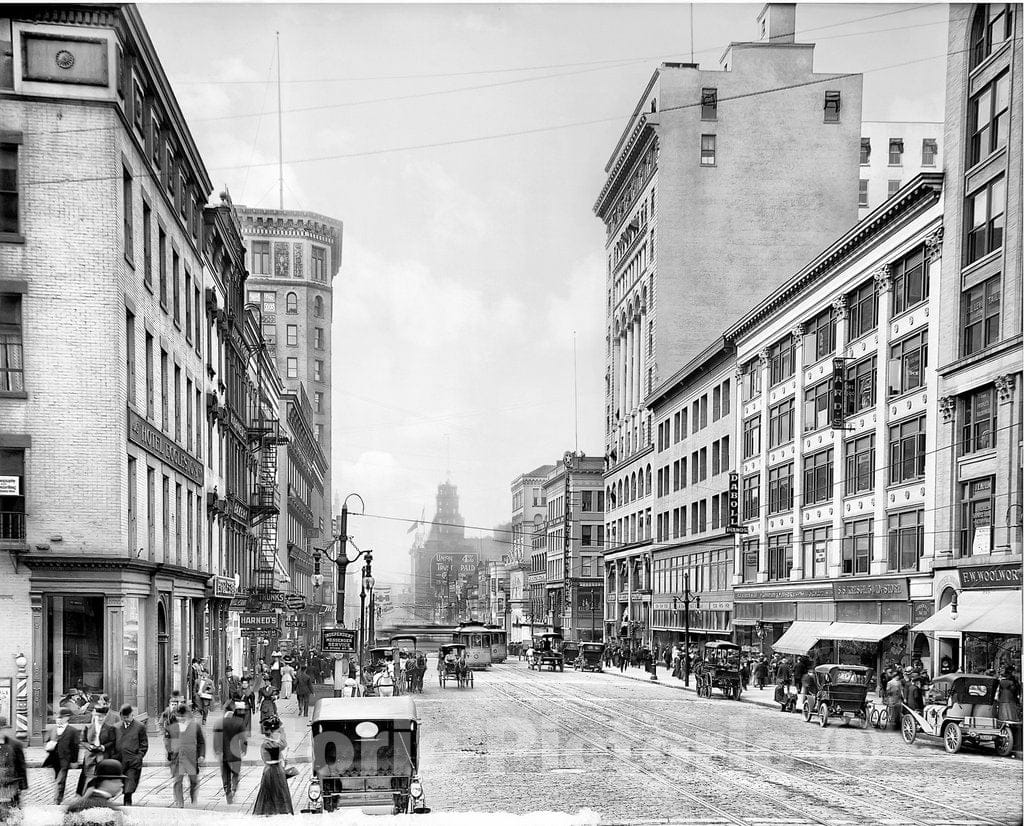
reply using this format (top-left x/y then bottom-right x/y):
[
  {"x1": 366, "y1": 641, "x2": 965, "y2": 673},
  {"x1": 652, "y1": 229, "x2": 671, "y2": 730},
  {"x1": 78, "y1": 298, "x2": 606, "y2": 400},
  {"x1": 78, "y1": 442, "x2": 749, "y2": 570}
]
[
  {"x1": 833, "y1": 578, "x2": 909, "y2": 601},
  {"x1": 959, "y1": 564, "x2": 1022, "y2": 590},
  {"x1": 733, "y1": 586, "x2": 834, "y2": 601},
  {"x1": 128, "y1": 408, "x2": 203, "y2": 485}
]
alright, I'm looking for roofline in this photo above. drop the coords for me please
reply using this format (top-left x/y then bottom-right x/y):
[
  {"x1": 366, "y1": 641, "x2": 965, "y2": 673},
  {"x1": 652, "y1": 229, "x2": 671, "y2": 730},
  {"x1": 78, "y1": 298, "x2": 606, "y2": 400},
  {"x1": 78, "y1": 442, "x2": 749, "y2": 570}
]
[
  {"x1": 603, "y1": 68, "x2": 661, "y2": 174},
  {"x1": 726, "y1": 172, "x2": 943, "y2": 340},
  {"x1": 647, "y1": 336, "x2": 735, "y2": 410}
]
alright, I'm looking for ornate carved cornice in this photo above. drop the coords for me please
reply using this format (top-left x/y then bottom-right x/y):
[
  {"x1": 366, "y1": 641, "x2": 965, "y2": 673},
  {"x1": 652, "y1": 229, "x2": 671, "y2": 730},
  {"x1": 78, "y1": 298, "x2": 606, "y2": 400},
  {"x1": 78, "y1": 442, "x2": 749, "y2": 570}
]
[
  {"x1": 925, "y1": 225, "x2": 944, "y2": 262},
  {"x1": 831, "y1": 296, "x2": 848, "y2": 320},
  {"x1": 872, "y1": 264, "x2": 892, "y2": 293},
  {"x1": 995, "y1": 374, "x2": 1016, "y2": 403},
  {"x1": 938, "y1": 396, "x2": 956, "y2": 423}
]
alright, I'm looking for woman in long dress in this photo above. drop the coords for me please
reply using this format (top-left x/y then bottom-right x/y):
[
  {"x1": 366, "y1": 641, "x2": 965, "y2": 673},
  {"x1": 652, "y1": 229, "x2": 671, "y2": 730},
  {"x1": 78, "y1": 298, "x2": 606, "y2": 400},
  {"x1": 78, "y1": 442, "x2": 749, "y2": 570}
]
[{"x1": 252, "y1": 717, "x2": 293, "y2": 816}]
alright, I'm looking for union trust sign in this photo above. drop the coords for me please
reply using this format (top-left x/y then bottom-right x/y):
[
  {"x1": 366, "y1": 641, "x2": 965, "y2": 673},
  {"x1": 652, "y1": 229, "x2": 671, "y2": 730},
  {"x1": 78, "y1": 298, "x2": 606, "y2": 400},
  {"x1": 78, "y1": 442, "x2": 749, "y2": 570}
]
[{"x1": 128, "y1": 407, "x2": 203, "y2": 485}]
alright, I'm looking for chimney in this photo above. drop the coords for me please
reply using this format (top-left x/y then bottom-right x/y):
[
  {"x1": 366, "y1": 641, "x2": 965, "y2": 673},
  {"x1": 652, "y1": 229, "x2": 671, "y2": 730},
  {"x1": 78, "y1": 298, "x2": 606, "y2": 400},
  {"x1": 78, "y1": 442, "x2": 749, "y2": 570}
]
[{"x1": 756, "y1": 3, "x2": 797, "y2": 44}]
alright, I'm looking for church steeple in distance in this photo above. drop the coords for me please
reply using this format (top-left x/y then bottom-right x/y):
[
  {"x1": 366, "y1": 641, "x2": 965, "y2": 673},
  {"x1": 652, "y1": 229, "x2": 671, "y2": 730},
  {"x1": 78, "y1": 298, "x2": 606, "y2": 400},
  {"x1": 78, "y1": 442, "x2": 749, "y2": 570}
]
[{"x1": 431, "y1": 479, "x2": 465, "y2": 540}]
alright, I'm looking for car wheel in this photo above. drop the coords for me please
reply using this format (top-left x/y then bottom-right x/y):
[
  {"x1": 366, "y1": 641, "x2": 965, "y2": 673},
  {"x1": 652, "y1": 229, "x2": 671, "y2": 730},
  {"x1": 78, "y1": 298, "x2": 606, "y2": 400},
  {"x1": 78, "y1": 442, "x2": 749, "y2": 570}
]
[
  {"x1": 901, "y1": 715, "x2": 917, "y2": 744},
  {"x1": 943, "y1": 721, "x2": 963, "y2": 754},
  {"x1": 996, "y1": 725, "x2": 1014, "y2": 757},
  {"x1": 818, "y1": 703, "x2": 829, "y2": 728},
  {"x1": 802, "y1": 701, "x2": 813, "y2": 723}
]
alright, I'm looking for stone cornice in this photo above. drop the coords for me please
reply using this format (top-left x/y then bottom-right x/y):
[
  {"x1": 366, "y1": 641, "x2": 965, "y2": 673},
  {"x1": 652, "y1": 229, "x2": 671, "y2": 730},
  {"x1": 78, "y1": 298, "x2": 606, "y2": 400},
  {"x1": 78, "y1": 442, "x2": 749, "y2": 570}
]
[{"x1": 593, "y1": 116, "x2": 658, "y2": 218}]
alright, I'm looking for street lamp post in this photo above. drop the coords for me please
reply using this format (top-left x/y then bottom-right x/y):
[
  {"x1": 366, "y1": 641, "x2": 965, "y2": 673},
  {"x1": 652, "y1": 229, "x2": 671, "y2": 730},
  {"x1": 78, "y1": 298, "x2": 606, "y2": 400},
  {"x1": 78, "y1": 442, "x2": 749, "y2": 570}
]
[
  {"x1": 361, "y1": 564, "x2": 375, "y2": 671},
  {"x1": 675, "y1": 572, "x2": 700, "y2": 687}
]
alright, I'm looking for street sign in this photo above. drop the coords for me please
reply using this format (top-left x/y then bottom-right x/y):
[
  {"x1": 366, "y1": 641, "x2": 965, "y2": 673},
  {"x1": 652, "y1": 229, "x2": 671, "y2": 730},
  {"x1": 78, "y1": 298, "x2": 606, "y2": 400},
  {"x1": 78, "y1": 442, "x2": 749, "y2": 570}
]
[
  {"x1": 285, "y1": 594, "x2": 306, "y2": 611},
  {"x1": 285, "y1": 619, "x2": 308, "y2": 628},
  {"x1": 240, "y1": 612, "x2": 279, "y2": 631},
  {"x1": 725, "y1": 525, "x2": 749, "y2": 535},
  {"x1": 321, "y1": 628, "x2": 356, "y2": 654}
]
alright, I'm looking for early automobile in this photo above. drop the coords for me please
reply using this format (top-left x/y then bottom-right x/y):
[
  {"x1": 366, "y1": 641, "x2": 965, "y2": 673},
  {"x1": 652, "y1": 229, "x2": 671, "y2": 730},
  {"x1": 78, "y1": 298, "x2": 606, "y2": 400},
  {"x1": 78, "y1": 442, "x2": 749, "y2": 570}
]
[
  {"x1": 562, "y1": 641, "x2": 580, "y2": 667},
  {"x1": 693, "y1": 641, "x2": 743, "y2": 700},
  {"x1": 304, "y1": 696, "x2": 429, "y2": 815},
  {"x1": 576, "y1": 642, "x2": 605, "y2": 672},
  {"x1": 901, "y1": 673, "x2": 1014, "y2": 756},
  {"x1": 437, "y1": 643, "x2": 473, "y2": 688},
  {"x1": 801, "y1": 664, "x2": 873, "y2": 727}
]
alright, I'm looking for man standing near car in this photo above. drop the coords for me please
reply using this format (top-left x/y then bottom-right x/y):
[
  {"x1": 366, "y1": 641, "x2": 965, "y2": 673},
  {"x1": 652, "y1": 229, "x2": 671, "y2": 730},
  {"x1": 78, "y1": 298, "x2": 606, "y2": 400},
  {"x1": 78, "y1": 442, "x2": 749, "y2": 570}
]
[{"x1": 113, "y1": 704, "x2": 148, "y2": 806}]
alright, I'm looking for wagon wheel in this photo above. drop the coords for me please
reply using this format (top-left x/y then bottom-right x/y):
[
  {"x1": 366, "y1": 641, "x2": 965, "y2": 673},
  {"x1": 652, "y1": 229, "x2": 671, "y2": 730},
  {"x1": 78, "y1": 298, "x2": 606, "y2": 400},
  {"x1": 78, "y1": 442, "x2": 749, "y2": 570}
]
[
  {"x1": 733, "y1": 684, "x2": 742, "y2": 701},
  {"x1": 901, "y1": 714, "x2": 917, "y2": 744},
  {"x1": 818, "y1": 703, "x2": 829, "y2": 728},
  {"x1": 943, "y1": 721, "x2": 963, "y2": 754},
  {"x1": 995, "y1": 725, "x2": 1014, "y2": 757}
]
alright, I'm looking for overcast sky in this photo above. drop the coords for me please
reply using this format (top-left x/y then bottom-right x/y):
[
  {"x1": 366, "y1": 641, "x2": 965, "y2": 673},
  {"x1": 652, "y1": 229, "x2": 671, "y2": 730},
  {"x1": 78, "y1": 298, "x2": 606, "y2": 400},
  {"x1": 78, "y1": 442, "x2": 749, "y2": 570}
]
[{"x1": 141, "y1": 2, "x2": 949, "y2": 588}]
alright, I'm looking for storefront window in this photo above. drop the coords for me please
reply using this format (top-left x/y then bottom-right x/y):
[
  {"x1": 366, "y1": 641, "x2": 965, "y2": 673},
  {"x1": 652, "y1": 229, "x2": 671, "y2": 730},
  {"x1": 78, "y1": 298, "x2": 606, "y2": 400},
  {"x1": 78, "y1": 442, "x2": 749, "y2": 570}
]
[
  {"x1": 965, "y1": 633, "x2": 1021, "y2": 677},
  {"x1": 122, "y1": 597, "x2": 142, "y2": 709},
  {"x1": 960, "y1": 477, "x2": 994, "y2": 557},
  {"x1": 46, "y1": 596, "x2": 104, "y2": 721}
]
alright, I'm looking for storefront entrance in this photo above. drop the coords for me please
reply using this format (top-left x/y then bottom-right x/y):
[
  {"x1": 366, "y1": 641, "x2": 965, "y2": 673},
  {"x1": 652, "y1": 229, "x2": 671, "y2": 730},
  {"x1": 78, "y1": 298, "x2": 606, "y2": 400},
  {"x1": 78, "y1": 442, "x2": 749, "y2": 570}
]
[{"x1": 45, "y1": 596, "x2": 104, "y2": 719}]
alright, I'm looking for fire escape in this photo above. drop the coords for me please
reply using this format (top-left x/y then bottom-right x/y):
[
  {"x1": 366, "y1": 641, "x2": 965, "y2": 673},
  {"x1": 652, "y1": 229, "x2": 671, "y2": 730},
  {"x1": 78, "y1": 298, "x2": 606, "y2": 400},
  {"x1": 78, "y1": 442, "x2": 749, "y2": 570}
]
[{"x1": 249, "y1": 412, "x2": 286, "y2": 593}]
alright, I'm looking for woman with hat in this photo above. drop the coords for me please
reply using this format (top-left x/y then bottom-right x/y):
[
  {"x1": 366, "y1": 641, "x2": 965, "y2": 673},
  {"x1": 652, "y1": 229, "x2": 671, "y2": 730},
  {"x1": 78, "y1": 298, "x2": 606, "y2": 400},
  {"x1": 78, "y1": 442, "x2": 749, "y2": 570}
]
[
  {"x1": 251, "y1": 716, "x2": 293, "y2": 816},
  {"x1": 63, "y1": 758, "x2": 125, "y2": 825}
]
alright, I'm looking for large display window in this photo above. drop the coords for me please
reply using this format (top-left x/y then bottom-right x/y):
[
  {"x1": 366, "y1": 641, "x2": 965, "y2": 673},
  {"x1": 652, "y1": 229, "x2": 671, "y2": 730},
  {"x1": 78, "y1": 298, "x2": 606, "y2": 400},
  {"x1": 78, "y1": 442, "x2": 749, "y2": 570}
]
[{"x1": 45, "y1": 595, "x2": 104, "y2": 722}]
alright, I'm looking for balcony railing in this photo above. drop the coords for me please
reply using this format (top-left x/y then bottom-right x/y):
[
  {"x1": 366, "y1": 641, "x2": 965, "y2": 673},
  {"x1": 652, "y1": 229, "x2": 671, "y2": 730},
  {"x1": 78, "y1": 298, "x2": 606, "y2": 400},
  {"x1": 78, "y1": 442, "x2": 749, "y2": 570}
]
[{"x1": 0, "y1": 512, "x2": 26, "y2": 542}]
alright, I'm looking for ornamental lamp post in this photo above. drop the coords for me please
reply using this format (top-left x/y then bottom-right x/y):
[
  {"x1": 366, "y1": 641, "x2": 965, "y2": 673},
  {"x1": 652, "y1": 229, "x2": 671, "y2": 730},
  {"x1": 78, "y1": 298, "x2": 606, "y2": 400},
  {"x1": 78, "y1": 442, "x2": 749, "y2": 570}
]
[
  {"x1": 361, "y1": 567, "x2": 375, "y2": 669},
  {"x1": 674, "y1": 571, "x2": 700, "y2": 687}
]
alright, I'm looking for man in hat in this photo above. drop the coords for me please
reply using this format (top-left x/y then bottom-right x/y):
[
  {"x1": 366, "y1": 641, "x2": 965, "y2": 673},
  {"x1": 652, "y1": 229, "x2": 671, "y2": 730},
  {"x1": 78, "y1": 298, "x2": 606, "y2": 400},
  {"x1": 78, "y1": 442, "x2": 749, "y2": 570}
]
[
  {"x1": 225, "y1": 666, "x2": 240, "y2": 699},
  {"x1": 112, "y1": 704, "x2": 147, "y2": 806},
  {"x1": 43, "y1": 707, "x2": 81, "y2": 804},
  {"x1": 77, "y1": 695, "x2": 116, "y2": 796},
  {"x1": 63, "y1": 758, "x2": 125, "y2": 825},
  {"x1": 213, "y1": 700, "x2": 248, "y2": 804},
  {"x1": 0, "y1": 715, "x2": 28, "y2": 819},
  {"x1": 164, "y1": 703, "x2": 205, "y2": 808}
]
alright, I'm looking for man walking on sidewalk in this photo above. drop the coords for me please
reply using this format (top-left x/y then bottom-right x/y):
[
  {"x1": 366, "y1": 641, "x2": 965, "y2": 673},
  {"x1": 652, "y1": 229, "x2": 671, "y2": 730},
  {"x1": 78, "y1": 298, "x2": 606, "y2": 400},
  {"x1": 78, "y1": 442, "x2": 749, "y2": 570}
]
[
  {"x1": 43, "y1": 708, "x2": 80, "y2": 805},
  {"x1": 113, "y1": 704, "x2": 147, "y2": 806},
  {"x1": 294, "y1": 666, "x2": 313, "y2": 718},
  {"x1": 164, "y1": 704, "x2": 205, "y2": 808},
  {"x1": 213, "y1": 701, "x2": 248, "y2": 805}
]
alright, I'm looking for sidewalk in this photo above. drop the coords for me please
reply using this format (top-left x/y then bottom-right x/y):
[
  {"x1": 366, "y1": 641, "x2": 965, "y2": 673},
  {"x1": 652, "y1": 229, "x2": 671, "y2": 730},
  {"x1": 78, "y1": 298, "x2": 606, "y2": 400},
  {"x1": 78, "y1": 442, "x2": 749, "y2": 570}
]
[
  {"x1": 602, "y1": 663, "x2": 792, "y2": 712},
  {"x1": 24, "y1": 689, "x2": 320, "y2": 769}
]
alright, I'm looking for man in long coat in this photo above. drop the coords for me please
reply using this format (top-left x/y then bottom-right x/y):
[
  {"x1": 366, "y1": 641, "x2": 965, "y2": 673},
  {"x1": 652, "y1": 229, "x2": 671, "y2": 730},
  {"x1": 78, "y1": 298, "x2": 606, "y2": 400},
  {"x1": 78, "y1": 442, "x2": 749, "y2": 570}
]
[
  {"x1": 77, "y1": 696, "x2": 116, "y2": 796},
  {"x1": 164, "y1": 704, "x2": 205, "y2": 807},
  {"x1": 112, "y1": 704, "x2": 148, "y2": 806},
  {"x1": 43, "y1": 708, "x2": 81, "y2": 804},
  {"x1": 213, "y1": 701, "x2": 248, "y2": 804}
]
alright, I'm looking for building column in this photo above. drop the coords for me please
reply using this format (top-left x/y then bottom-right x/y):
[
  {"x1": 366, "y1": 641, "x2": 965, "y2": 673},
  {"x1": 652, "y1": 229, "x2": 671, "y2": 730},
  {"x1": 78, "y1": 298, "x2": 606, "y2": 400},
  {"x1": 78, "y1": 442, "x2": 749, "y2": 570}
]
[
  {"x1": 618, "y1": 331, "x2": 626, "y2": 418},
  {"x1": 829, "y1": 297, "x2": 849, "y2": 578},
  {"x1": 639, "y1": 310, "x2": 648, "y2": 402},
  {"x1": 790, "y1": 324, "x2": 806, "y2": 580},
  {"x1": 756, "y1": 348, "x2": 771, "y2": 583},
  {"x1": 634, "y1": 313, "x2": 642, "y2": 406},
  {"x1": 30, "y1": 593, "x2": 43, "y2": 743},
  {"x1": 995, "y1": 374, "x2": 1021, "y2": 554},
  {"x1": 921, "y1": 231, "x2": 944, "y2": 569},
  {"x1": 732, "y1": 367, "x2": 745, "y2": 585},
  {"x1": 871, "y1": 265, "x2": 893, "y2": 575}
]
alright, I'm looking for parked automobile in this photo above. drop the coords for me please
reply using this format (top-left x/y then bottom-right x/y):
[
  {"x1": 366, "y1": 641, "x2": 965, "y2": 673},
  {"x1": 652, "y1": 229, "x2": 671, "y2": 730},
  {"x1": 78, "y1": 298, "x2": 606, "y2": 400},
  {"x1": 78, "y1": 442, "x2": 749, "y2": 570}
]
[
  {"x1": 901, "y1": 673, "x2": 1014, "y2": 756},
  {"x1": 801, "y1": 664, "x2": 873, "y2": 727}
]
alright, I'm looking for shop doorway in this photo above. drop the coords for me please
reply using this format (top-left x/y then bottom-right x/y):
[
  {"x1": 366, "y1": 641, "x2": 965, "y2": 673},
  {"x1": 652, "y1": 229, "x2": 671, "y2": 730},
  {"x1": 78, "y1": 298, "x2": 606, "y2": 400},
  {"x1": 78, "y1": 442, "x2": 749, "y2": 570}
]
[
  {"x1": 157, "y1": 600, "x2": 168, "y2": 712},
  {"x1": 912, "y1": 633, "x2": 932, "y2": 674},
  {"x1": 937, "y1": 636, "x2": 959, "y2": 674}
]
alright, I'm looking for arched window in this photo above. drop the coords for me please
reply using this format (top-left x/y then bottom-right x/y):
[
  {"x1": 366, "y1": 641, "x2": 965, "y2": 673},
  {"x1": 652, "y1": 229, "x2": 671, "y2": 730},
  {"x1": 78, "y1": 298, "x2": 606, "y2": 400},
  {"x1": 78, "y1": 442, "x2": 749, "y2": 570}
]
[
  {"x1": 285, "y1": 292, "x2": 298, "y2": 314},
  {"x1": 645, "y1": 465, "x2": 652, "y2": 496},
  {"x1": 971, "y1": 4, "x2": 1012, "y2": 69},
  {"x1": 313, "y1": 295, "x2": 323, "y2": 318},
  {"x1": 617, "y1": 480, "x2": 623, "y2": 506},
  {"x1": 631, "y1": 473, "x2": 637, "y2": 501}
]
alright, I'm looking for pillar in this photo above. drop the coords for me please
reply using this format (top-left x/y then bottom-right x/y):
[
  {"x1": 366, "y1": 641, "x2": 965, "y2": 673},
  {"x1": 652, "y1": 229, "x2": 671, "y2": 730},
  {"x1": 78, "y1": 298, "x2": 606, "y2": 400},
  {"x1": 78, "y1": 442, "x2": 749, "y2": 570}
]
[
  {"x1": 921, "y1": 229, "x2": 944, "y2": 569},
  {"x1": 871, "y1": 264, "x2": 892, "y2": 575},
  {"x1": 756, "y1": 348, "x2": 771, "y2": 583},
  {"x1": 790, "y1": 324, "x2": 806, "y2": 580},
  {"x1": 829, "y1": 297, "x2": 848, "y2": 579}
]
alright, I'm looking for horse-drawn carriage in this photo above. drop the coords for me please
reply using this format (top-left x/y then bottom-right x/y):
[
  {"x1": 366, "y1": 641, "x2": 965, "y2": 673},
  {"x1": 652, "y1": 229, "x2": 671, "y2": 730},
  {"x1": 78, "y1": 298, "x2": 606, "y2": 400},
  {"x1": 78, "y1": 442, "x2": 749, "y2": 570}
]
[
  {"x1": 528, "y1": 633, "x2": 565, "y2": 672},
  {"x1": 438, "y1": 643, "x2": 474, "y2": 688},
  {"x1": 391, "y1": 635, "x2": 427, "y2": 694},
  {"x1": 575, "y1": 642, "x2": 604, "y2": 672},
  {"x1": 693, "y1": 641, "x2": 743, "y2": 700}
]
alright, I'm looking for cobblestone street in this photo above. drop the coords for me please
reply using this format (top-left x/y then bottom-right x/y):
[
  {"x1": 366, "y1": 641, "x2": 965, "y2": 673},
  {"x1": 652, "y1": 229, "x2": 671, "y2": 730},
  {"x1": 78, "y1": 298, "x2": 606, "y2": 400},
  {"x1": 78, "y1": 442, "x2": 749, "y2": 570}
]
[{"x1": 19, "y1": 657, "x2": 1022, "y2": 824}]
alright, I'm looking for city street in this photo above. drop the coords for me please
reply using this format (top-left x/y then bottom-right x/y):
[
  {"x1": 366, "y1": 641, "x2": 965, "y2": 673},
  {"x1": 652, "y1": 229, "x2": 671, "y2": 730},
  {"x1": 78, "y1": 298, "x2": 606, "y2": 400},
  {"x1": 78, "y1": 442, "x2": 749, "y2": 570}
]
[{"x1": 19, "y1": 657, "x2": 1023, "y2": 824}]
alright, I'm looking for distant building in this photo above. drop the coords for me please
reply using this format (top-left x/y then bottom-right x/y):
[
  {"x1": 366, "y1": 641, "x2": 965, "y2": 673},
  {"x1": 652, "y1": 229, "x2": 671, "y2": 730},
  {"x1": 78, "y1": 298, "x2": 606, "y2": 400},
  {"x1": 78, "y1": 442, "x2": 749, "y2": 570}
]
[
  {"x1": 510, "y1": 465, "x2": 555, "y2": 640},
  {"x1": 859, "y1": 122, "x2": 943, "y2": 216},
  {"x1": 410, "y1": 479, "x2": 475, "y2": 623}
]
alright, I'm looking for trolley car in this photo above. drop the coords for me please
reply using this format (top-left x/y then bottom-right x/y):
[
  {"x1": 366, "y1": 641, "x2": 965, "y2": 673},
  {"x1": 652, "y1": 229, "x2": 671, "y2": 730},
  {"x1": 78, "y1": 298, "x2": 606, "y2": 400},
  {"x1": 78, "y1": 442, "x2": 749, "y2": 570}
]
[
  {"x1": 452, "y1": 622, "x2": 493, "y2": 670},
  {"x1": 484, "y1": 625, "x2": 508, "y2": 663}
]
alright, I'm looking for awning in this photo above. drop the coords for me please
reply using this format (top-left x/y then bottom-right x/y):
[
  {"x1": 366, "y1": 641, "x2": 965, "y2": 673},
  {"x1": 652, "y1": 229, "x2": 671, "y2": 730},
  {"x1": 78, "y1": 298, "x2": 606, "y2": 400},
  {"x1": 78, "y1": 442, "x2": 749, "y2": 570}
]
[
  {"x1": 772, "y1": 620, "x2": 831, "y2": 655},
  {"x1": 912, "y1": 590, "x2": 1022, "y2": 636},
  {"x1": 819, "y1": 621, "x2": 906, "y2": 643}
]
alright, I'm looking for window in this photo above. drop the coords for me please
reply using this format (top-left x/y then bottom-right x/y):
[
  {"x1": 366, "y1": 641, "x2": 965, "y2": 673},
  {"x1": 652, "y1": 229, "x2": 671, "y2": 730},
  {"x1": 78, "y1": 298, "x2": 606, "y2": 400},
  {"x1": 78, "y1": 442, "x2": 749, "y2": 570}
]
[
  {"x1": 803, "y1": 448, "x2": 833, "y2": 505},
  {"x1": 141, "y1": 202, "x2": 152, "y2": 287},
  {"x1": 173, "y1": 365, "x2": 181, "y2": 441},
  {"x1": 314, "y1": 423, "x2": 324, "y2": 443},
  {"x1": 962, "y1": 386, "x2": 997, "y2": 454},
  {"x1": 145, "y1": 333, "x2": 154, "y2": 420},
  {"x1": 922, "y1": 138, "x2": 938, "y2": 167},
  {"x1": 847, "y1": 279, "x2": 878, "y2": 340},
  {"x1": 286, "y1": 357, "x2": 298, "y2": 379},
  {"x1": 286, "y1": 324, "x2": 298, "y2": 347},
  {"x1": 312, "y1": 246, "x2": 327, "y2": 281},
  {"x1": 313, "y1": 295, "x2": 324, "y2": 318},
  {"x1": 286, "y1": 292, "x2": 298, "y2": 314},
  {"x1": 125, "y1": 310, "x2": 135, "y2": 405},
  {"x1": 849, "y1": 356, "x2": 876, "y2": 413},
  {"x1": 314, "y1": 359, "x2": 323, "y2": 382},
  {"x1": 803, "y1": 526, "x2": 830, "y2": 579},
  {"x1": 823, "y1": 90, "x2": 841, "y2": 122},
  {"x1": 970, "y1": 4, "x2": 1012, "y2": 69},
  {"x1": 174, "y1": 483, "x2": 182, "y2": 563},
  {"x1": 887, "y1": 180, "x2": 901, "y2": 199},
  {"x1": 248, "y1": 290, "x2": 276, "y2": 314},
  {"x1": 767, "y1": 533, "x2": 792, "y2": 581},
  {"x1": 122, "y1": 167, "x2": 133, "y2": 262},
  {"x1": 150, "y1": 114, "x2": 162, "y2": 170},
  {"x1": 0, "y1": 141, "x2": 18, "y2": 236},
  {"x1": 701, "y1": 87, "x2": 717, "y2": 120},
  {"x1": 803, "y1": 380, "x2": 832, "y2": 432},
  {"x1": 889, "y1": 415, "x2": 926, "y2": 485},
  {"x1": 713, "y1": 386, "x2": 721, "y2": 421},
  {"x1": 252, "y1": 241, "x2": 270, "y2": 275},
  {"x1": 1, "y1": 450, "x2": 26, "y2": 539},
  {"x1": 768, "y1": 398, "x2": 794, "y2": 448},
  {"x1": 842, "y1": 518, "x2": 872, "y2": 575},
  {"x1": 720, "y1": 435, "x2": 730, "y2": 472},
  {"x1": 160, "y1": 349, "x2": 168, "y2": 431},
  {"x1": 891, "y1": 247, "x2": 927, "y2": 315},
  {"x1": 743, "y1": 359, "x2": 761, "y2": 398},
  {"x1": 171, "y1": 251, "x2": 180, "y2": 321},
  {"x1": 768, "y1": 333, "x2": 795, "y2": 385},
  {"x1": 261, "y1": 321, "x2": 276, "y2": 346},
  {"x1": 722, "y1": 379, "x2": 730, "y2": 416},
  {"x1": 0, "y1": 294, "x2": 23, "y2": 392},
  {"x1": 699, "y1": 447, "x2": 707, "y2": 481},
  {"x1": 844, "y1": 433, "x2": 875, "y2": 495},
  {"x1": 742, "y1": 474, "x2": 759, "y2": 521},
  {"x1": 858, "y1": 179, "x2": 869, "y2": 208},
  {"x1": 859, "y1": 138, "x2": 871, "y2": 165},
  {"x1": 742, "y1": 539, "x2": 759, "y2": 582},
  {"x1": 961, "y1": 275, "x2": 1001, "y2": 355},
  {"x1": 184, "y1": 270, "x2": 193, "y2": 342},
  {"x1": 767, "y1": 463, "x2": 793, "y2": 514},
  {"x1": 679, "y1": 408, "x2": 688, "y2": 438},
  {"x1": 178, "y1": 171, "x2": 187, "y2": 219},
  {"x1": 700, "y1": 395, "x2": 707, "y2": 428},
  {"x1": 314, "y1": 327, "x2": 324, "y2": 350},
  {"x1": 690, "y1": 453, "x2": 698, "y2": 485},
  {"x1": 966, "y1": 176, "x2": 1005, "y2": 263},
  {"x1": 888, "y1": 138, "x2": 903, "y2": 165},
  {"x1": 165, "y1": 145, "x2": 175, "y2": 198},
  {"x1": 969, "y1": 73, "x2": 1009, "y2": 166},
  {"x1": 185, "y1": 377, "x2": 192, "y2": 450},
  {"x1": 887, "y1": 331, "x2": 927, "y2": 397},
  {"x1": 960, "y1": 477, "x2": 994, "y2": 557},
  {"x1": 314, "y1": 392, "x2": 323, "y2": 413},
  {"x1": 700, "y1": 134, "x2": 716, "y2": 166}
]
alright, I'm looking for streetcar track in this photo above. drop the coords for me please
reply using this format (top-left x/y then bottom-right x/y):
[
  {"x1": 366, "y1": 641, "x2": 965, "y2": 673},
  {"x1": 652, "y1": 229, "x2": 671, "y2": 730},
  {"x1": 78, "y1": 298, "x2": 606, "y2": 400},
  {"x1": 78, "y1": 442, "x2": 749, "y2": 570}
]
[
  {"x1": 490, "y1": 678, "x2": 845, "y2": 826},
  {"x1": 550, "y1": 671, "x2": 1014, "y2": 826}
]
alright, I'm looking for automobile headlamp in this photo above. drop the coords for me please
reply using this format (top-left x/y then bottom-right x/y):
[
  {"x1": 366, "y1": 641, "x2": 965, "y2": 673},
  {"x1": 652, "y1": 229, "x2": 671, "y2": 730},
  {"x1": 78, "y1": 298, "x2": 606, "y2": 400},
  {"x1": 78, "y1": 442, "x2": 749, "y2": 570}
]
[
  {"x1": 308, "y1": 779, "x2": 322, "y2": 801},
  {"x1": 409, "y1": 779, "x2": 423, "y2": 799}
]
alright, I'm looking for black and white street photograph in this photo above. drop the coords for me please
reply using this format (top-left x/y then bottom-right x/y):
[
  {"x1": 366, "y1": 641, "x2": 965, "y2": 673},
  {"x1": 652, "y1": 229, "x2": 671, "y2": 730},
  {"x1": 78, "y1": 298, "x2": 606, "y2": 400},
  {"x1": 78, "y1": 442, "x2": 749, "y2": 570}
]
[{"x1": 0, "y1": 2, "x2": 1021, "y2": 824}]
